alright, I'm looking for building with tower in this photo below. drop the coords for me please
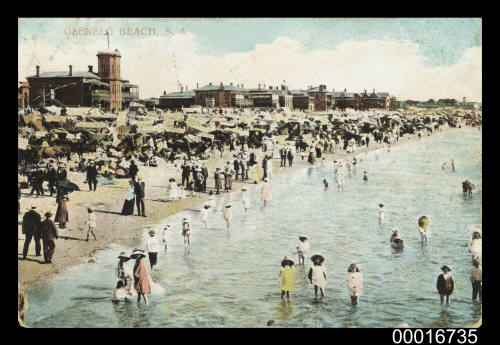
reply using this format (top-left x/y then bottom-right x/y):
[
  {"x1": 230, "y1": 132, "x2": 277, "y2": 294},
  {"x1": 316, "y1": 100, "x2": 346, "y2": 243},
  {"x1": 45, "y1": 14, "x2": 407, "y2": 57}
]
[{"x1": 24, "y1": 49, "x2": 138, "y2": 111}]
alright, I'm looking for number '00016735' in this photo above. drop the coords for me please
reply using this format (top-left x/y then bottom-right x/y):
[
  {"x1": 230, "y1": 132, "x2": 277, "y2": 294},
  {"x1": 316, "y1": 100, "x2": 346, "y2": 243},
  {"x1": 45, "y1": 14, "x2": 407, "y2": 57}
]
[{"x1": 392, "y1": 329, "x2": 478, "y2": 344}]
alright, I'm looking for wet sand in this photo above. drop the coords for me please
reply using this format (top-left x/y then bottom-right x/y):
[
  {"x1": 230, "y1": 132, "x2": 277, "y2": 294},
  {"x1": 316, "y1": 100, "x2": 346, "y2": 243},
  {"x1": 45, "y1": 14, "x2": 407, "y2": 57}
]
[{"x1": 18, "y1": 129, "x2": 447, "y2": 288}]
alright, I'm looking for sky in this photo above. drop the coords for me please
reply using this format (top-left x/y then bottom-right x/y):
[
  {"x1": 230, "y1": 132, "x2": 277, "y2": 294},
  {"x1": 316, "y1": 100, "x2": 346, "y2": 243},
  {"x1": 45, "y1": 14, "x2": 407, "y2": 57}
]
[{"x1": 18, "y1": 18, "x2": 482, "y2": 102}]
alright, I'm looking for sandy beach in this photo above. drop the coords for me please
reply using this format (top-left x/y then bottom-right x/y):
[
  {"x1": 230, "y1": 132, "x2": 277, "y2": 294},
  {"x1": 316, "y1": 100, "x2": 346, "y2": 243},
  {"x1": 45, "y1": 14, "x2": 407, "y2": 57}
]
[{"x1": 18, "y1": 128, "x2": 437, "y2": 288}]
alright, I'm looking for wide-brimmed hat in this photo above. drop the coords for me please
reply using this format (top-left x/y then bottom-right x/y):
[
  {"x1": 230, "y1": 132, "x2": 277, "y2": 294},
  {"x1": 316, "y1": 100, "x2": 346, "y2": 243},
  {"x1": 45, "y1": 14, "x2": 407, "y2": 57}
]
[
  {"x1": 299, "y1": 235, "x2": 308, "y2": 241},
  {"x1": 225, "y1": 204, "x2": 231, "y2": 208},
  {"x1": 311, "y1": 254, "x2": 325, "y2": 264},
  {"x1": 241, "y1": 188, "x2": 247, "y2": 191},
  {"x1": 117, "y1": 252, "x2": 130, "y2": 260},
  {"x1": 87, "y1": 206, "x2": 93, "y2": 211},
  {"x1": 137, "y1": 176, "x2": 142, "y2": 181},
  {"x1": 378, "y1": 203, "x2": 384, "y2": 207},
  {"x1": 31, "y1": 205, "x2": 37, "y2": 209},
  {"x1": 203, "y1": 204, "x2": 210, "y2": 209},
  {"x1": 149, "y1": 230, "x2": 155, "y2": 235},
  {"x1": 281, "y1": 256, "x2": 294, "y2": 267},
  {"x1": 130, "y1": 248, "x2": 146, "y2": 259},
  {"x1": 348, "y1": 263, "x2": 359, "y2": 272},
  {"x1": 44, "y1": 211, "x2": 52, "y2": 217},
  {"x1": 441, "y1": 265, "x2": 451, "y2": 272},
  {"x1": 182, "y1": 218, "x2": 189, "y2": 223}
]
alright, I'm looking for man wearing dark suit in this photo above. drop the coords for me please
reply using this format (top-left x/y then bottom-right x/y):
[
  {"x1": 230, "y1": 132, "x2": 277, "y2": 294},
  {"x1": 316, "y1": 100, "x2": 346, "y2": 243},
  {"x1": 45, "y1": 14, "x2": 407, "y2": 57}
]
[
  {"x1": 201, "y1": 164, "x2": 209, "y2": 193},
  {"x1": 86, "y1": 161, "x2": 98, "y2": 191},
  {"x1": 46, "y1": 165, "x2": 57, "y2": 196},
  {"x1": 129, "y1": 160, "x2": 139, "y2": 180},
  {"x1": 40, "y1": 211, "x2": 59, "y2": 264},
  {"x1": 22, "y1": 206, "x2": 42, "y2": 259},
  {"x1": 280, "y1": 148, "x2": 286, "y2": 167},
  {"x1": 134, "y1": 177, "x2": 146, "y2": 217},
  {"x1": 181, "y1": 161, "x2": 191, "y2": 187}
]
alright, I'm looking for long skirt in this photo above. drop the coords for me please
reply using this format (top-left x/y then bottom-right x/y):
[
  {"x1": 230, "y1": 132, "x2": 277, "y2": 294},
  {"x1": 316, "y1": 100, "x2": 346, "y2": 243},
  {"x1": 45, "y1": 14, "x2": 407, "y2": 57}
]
[
  {"x1": 121, "y1": 198, "x2": 135, "y2": 215},
  {"x1": 55, "y1": 200, "x2": 68, "y2": 223}
]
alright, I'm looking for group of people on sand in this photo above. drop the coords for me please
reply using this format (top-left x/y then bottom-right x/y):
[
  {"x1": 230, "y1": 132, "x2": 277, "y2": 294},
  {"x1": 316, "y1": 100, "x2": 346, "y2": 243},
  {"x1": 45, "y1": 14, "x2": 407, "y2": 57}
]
[{"x1": 279, "y1": 238, "x2": 364, "y2": 306}]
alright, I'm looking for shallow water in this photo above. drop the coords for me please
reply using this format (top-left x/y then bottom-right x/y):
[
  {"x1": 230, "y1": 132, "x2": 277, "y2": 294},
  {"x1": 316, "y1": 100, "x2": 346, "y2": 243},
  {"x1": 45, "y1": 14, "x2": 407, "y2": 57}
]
[{"x1": 25, "y1": 127, "x2": 482, "y2": 328}]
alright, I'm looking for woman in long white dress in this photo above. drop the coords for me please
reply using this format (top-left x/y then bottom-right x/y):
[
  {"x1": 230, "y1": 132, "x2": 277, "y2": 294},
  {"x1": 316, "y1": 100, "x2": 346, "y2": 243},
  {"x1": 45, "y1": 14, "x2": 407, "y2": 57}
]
[{"x1": 168, "y1": 178, "x2": 178, "y2": 201}]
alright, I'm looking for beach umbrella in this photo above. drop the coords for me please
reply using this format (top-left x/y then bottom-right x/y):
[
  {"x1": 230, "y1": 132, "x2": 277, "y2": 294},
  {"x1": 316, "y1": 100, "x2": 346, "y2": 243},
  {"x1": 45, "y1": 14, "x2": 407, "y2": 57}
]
[
  {"x1": 418, "y1": 216, "x2": 429, "y2": 230},
  {"x1": 56, "y1": 180, "x2": 80, "y2": 193}
]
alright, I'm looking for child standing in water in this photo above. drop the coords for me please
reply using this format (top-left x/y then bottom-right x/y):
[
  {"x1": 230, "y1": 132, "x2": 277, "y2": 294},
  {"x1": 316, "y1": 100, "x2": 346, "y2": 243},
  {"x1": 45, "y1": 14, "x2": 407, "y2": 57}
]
[
  {"x1": 346, "y1": 263, "x2": 363, "y2": 306},
  {"x1": 208, "y1": 191, "x2": 217, "y2": 213},
  {"x1": 241, "y1": 188, "x2": 251, "y2": 211},
  {"x1": 296, "y1": 235, "x2": 310, "y2": 266},
  {"x1": 378, "y1": 204, "x2": 384, "y2": 224},
  {"x1": 162, "y1": 225, "x2": 170, "y2": 251},
  {"x1": 308, "y1": 254, "x2": 326, "y2": 299},
  {"x1": 223, "y1": 204, "x2": 232, "y2": 228},
  {"x1": 418, "y1": 216, "x2": 429, "y2": 243},
  {"x1": 436, "y1": 265, "x2": 454, "y2": 304},
  {"x1": 200, "y1": 203, "x2": 210, "y2": 230},
  {"x1": 279, "y1": 256, "x2": 295, "y2": 301},
  {"x1": 182, "y1": 218, "x2": 191, "y2": 245},
  {"x1": 146, "y1": 230, "x2": 160, "y2": 270}
]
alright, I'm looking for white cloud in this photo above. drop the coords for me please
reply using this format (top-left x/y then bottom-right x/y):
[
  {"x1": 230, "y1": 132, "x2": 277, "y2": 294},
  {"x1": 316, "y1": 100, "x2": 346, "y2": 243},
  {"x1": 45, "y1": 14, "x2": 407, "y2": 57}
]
[{"x1": 18, "y1": 34, "x2": 482, "y2": 102}]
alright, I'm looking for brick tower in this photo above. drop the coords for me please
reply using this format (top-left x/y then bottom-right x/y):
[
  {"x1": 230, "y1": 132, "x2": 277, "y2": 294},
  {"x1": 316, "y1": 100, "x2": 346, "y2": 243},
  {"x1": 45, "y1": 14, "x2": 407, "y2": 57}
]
[{"x1": 97, "y1": 49, "x2": 122, "y2": 111}]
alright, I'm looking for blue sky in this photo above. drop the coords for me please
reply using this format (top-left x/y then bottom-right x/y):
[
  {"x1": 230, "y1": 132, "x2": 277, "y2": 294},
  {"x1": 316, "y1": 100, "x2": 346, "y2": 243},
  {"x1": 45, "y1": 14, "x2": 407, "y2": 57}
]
[
  {"x1": 18, "y1": 18, "x2": 481, "y2": 66},
  {"x1": 18, "y1": 18, "x2": 482, "y2": 101}
]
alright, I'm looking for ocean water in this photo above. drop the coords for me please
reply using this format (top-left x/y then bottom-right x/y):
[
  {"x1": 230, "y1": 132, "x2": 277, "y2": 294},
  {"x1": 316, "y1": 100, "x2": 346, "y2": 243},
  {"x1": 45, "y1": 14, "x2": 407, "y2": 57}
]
[{"x1": 24, "y1": 127, "x2": 482, "y2": 328}]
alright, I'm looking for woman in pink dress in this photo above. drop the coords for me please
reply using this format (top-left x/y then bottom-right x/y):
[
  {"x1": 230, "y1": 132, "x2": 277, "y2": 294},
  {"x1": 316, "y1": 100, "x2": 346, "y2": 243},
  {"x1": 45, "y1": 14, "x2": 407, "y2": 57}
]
[
  {"x1": 261, "y1": 178, "x2": 271, "y2": 207},
  {"x1": 131, "y1": 248, "x2": 150, "y2": 304},
  {"x1": 223, "y1": 204, "x2": 232, "y2": 228}
]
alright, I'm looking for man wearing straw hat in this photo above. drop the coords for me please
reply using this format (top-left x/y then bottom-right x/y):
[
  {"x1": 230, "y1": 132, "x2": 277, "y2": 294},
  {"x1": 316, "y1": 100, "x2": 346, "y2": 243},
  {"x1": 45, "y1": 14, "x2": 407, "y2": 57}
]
[{"x1": 40, "y1": 211, "x2": 59, "y2": 264}]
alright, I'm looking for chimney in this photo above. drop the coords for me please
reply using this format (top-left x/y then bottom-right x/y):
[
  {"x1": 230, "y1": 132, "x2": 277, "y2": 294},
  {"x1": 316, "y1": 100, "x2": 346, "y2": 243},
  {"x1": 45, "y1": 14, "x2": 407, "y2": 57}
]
[
  {"x1": 185, "y1": 85, "x2": 188, "y2": 91},
  {"x1": 373, "y1": 88, "x2": 375, "y2": 94},
  {"x1": 69, "y1": 65, "x2": 72, "y2": 76},
  {"x1": 209, "y1": 82, "x2": 212, "y2": 85},
  {"x1": 181, "y1": 86, "x2": 184, "y2": 92},
  {"x1": 241, "y1": 84, "x2": 244, "y2": 89},
  {"x1": 283, "y1": 80, "x2": 285, "y2": 85},
  {"x1": 88, "y1": 65, "x2": 93, "y2": 73},
  {"x1": 364, "y1": 89, "x2": 367, "y2": 94},
  {"x1": 263, "y1": 84, "x2": 266, "y2": 89},
  {"x1": 36, "y1": 65, "x2": 40, "y2": 77},
  {"x1": 258, "y1": 84, "x2": 261, "y2": 90},
  {"x1": 230, "y1": 82, "x2": 233, "y2": 86},
  {"x1": 220, "y1": 82, "x2": 223, "y2": 86},
  {"x1": 196, "y1": 82, "x2": 199, "y2": 89},
  {"x1": 344, "y1": 88, "x2": 347, "y2": 92},
  {"x1": 269, "y1": 86, "x2": 272, "y2": 90},
  {"x1": 163, "y1": 91, "x2": 166, "y2": 96}
]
